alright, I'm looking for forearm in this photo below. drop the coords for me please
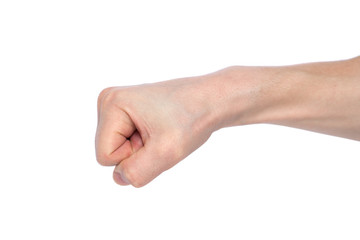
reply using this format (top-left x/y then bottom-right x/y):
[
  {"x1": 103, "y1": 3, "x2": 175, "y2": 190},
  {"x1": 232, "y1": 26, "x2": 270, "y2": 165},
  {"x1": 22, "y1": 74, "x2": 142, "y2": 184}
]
[{"x1": 200, "y1": 57, "x2": 360, "y2": 140}]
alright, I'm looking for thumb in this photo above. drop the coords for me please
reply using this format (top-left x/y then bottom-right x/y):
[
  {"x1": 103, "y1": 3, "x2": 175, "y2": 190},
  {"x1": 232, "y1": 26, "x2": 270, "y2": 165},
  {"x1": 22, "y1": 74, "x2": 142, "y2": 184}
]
[{"x1": 113, "y1": 139, "x2": 177, "y2": 187}]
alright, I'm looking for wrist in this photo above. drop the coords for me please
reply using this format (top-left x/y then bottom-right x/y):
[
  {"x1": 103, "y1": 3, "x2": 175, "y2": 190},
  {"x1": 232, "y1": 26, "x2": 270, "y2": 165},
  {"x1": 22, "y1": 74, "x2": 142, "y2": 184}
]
[{"x1": 201, "y1": 66, "x2": 293, "y2": 130}]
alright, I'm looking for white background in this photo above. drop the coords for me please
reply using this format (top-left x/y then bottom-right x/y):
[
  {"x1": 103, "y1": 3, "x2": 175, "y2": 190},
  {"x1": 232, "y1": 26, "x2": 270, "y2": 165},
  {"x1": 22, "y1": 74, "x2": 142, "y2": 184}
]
[{"x1": 0, "y1": 0, "x2": 359, "y2": 239}]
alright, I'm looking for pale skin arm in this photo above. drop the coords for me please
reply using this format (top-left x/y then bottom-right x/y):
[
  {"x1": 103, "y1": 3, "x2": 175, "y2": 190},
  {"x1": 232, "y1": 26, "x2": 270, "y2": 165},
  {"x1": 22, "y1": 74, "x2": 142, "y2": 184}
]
[{"x1": 95, "y1": 56, "x2": 360, "y2": 187}]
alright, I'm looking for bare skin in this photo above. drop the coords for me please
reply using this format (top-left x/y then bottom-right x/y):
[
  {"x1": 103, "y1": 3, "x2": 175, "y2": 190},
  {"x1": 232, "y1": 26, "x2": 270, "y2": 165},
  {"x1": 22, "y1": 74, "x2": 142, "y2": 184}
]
[{"x1": 96, "y1": 56, "x2": 360, "y2": 187}]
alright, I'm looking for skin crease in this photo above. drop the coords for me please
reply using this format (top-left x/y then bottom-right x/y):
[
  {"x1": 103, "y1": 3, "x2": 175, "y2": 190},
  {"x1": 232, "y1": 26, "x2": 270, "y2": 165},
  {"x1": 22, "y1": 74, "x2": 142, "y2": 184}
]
[{"x1": 95, "y1": 56, "x2": 360, "y2": 188}]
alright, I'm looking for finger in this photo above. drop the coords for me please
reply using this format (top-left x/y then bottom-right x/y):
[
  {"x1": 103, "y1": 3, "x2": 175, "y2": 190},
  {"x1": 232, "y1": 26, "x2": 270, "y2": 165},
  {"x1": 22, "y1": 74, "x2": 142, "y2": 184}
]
[
  {"x1": 129, "y1": 130, "x2": 143, "y2": 153},
  {"x1": 97, "y1": 87, "x2": 114, "y2": 122},
  {"x1": 95, "y1": 106, "x2": 136, "y2": 166},
  {"x1": 110, "y1": 130, "x2": 143, "y2": 161}
]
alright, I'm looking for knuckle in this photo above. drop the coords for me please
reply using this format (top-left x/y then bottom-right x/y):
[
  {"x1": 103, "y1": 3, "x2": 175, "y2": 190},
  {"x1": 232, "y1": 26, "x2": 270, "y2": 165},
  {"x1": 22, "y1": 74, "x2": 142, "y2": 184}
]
[
  {"x1": 97, "y1": 87, "x2": 116, "y2": 106},
  {"x1": 96, "y1": 152, "x2": 112, "y2": 166},
  {"x1": 96, "y1": 156, "x2": 108, "y2": 166}
]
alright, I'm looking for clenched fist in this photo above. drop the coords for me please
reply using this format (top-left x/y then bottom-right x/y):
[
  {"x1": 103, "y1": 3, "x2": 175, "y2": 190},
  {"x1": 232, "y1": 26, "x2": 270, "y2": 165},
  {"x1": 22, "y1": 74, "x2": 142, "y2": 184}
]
[{"x1": 95, "y1": 76, "x2": 220, "y2": 187}]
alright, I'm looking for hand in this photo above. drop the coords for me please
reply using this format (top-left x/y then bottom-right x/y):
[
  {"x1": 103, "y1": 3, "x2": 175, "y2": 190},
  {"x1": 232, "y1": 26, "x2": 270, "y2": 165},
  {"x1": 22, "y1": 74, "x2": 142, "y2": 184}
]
[{"x1": 95, "y1": 78, "x2": 217, "y2": 187}]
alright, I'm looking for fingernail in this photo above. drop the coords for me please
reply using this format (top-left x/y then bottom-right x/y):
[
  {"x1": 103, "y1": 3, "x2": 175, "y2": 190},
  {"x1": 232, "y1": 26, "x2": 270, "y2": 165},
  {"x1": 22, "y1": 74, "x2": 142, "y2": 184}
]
[{"x1": 114, "y1": 169, "x2": 130, "y2": 185}]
